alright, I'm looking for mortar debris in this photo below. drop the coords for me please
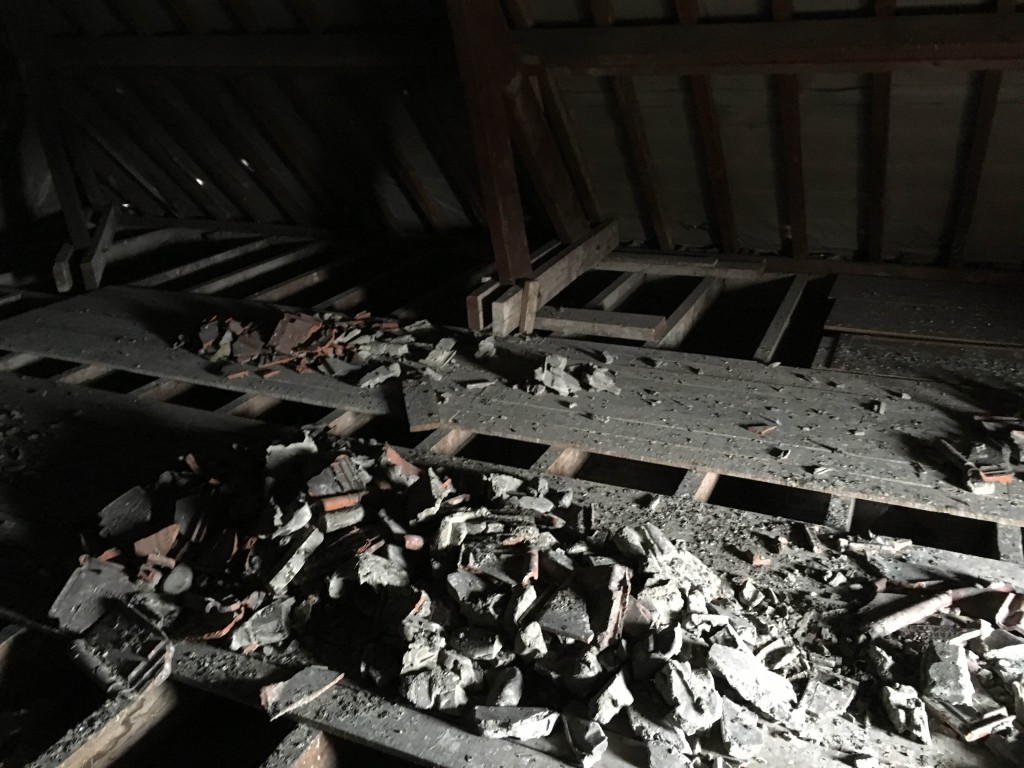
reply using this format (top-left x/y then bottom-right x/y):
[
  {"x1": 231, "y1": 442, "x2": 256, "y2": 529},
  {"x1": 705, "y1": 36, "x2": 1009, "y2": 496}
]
[{"x1": 46, "y1": 433, "x2": 1024, "y2": 767}]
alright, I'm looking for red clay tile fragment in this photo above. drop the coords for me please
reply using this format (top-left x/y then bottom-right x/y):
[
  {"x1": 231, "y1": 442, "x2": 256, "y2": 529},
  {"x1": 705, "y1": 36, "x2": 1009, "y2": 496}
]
[{"x1": 134, "y1": 524, "x2": 180, "y2": 559}]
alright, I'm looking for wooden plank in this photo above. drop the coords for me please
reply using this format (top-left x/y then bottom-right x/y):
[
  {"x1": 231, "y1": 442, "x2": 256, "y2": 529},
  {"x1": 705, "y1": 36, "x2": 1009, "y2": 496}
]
[
  {"x1": 490, "y1": 221, "x2": 619, "y2": 335},
  {"x1": 944, "y1": 70, "x2": 1007, "y2": 265},
  {"x1": 544, "y1": 446, "x2": 590, "y2": 477},
  {"x1": 519, "y1": 279, "x2": 542, "y2": 335},
  {"x1": 417, "y1": 425, "x2": 476, "y2": 455},
  {"x1": 675, "y1": 470, "x2": 719, "y2": 503},
  {"x1": 447, "y1": 0, "x2": 531, "y2": 284},
  {"x1": 863, "y1": 0, "x2": 894, "y2": 262},
  {"x1": 828, "y1": 274, "x2": 1024, "y2": 309},
  {"x1": 537, "y1": 71, "x2": 603, "y2": 224},
  {"x1": 30, "y1": 683, "x2": 180, "y2": 768},
  {"x1": 52, "y1": 363, "x2": 112, "y2": 385},
  {"x1": 249, "y1": 263, "x2": 338, "y2": 303},
  {"x1": 466, "y1": 280, "x2": 503, "y2": 333},
  {"x1": 217, "y1": 393, "x2": 280, "y2": 418},
  {"x1": 78, "y1": 134, "x2": 167, "y2": 217},
  {"x1": 505, "y1": 74, "x2": 590, "y2": 243},
  {"x1": 190, "y1": 243, "x2": 325, "y2": 295},
  {"x1": 171, "y1": 641, "x2": 573, "y2": 768},
  {"x1": 131, "y1": 378, "x2": 193, "y2": 402},
  {"x1": 316, "y1": 409, "x2": 375, "y2": 438},
  {"x1": 995, "y1": 525, "x2": 1024, "y2": 565},
  {"x1": 514, "y1": 14, "x2": 1024, "y2": 76},
  {"x1": 261, "y1": 726, "x2": 338, "y2": 768},
  {"x1": 0, "y1": 287, "x2": 392, "y2": 416},
  {"x1": 131, "y1": 237, "x2": 280, "y2": 288},
  {"x1": 117, "y1": 215, "x2": 329, "y2": 241},
  {"x1": 646, "y1": 276, "x2": 722, "y2": 349},
  {"x1": 31, "y1": 32, "x2": 449, "y2": 71},
  {"x1": 824, "y1": 297, "x2": 1024, "y2": 347},
  {"x1": 533, "y1": 306, "x2": 667, "y2": 341},
  {"x1": 402, "y1": 334, "x2": 1024, "y2": 527},
  {"x1": 753, "y1": 274, "x2": 809, "y2": 364},
  {"x1": 80, "y1": 205, "x2": 119, "y2": 290},
  {"x1": 585, "y1": 271, "x2": 645, "y2": 311},
  {"x1": 824, "y1": 496, "x2": 856, "y2": 531},
  {"x1": 676, "y1": 0, "x2": 735, "y2": 253}
]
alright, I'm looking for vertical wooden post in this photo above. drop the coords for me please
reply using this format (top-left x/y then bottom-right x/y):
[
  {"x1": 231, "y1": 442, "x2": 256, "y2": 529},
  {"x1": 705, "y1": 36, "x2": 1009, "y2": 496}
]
[
  {"x1": 863, "y1": 0, "x2": 894, "y2": 262},
  {"x1": 771, "y1": 1, "x2": 808, "y2": 260},
  {"x1": 446, "y1": 0, "x2": 531, "y2": 284}
]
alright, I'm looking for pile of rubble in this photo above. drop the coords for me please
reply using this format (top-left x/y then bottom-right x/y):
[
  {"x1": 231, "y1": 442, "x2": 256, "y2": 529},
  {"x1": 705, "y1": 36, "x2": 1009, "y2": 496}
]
[
  {"x1": 938, "y1": 414, "x2": 1024, "y2": 495},
  {"x1": 193, "y1": 310, "x2": 459, "y2": 388},
  {"x1": 45, "y1": 433, "x2": 1024, "y2": 766}
]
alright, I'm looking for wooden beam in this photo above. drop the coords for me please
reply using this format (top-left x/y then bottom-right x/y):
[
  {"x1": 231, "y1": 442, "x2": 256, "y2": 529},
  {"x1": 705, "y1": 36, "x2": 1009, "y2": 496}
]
[
  {"x1": 31, "y1": 683, "x2": 180, "y2": 768},
  {"x1": 677, "y1": 1, "x2": 735, "y2": 253},
  {"x1": 515, "y1": 14, "x2": 1024, "y2": 76},
  {"x1": 53, "y1": 242, "x2": 77, "y2": 293},
  {"x1": 585, "y1": 271, "x2": 645, "y2": 311},
  {"x1": 537, "y1": 445, "x2": 590, "y2": 477},
  {"x1": 490, "y1": 220, "x2": 619, "y2": 335},
  {"x1": 753, "y1": 274, "x2": 809, "y2": 364},
  {"x1": 771, "y1": 1, "x2": 807, "y2": 260},
  {"x1": 447, "y1": 0, "x2": 531, "y2": 284},
  {"x1": 29, "y1": 33, "x2": 449, "y2": 71},
  {"x1": 943, "y1": 1, "x2": 1013, "y2": 267},
  {"x1": 864, "y1": 70, "x2": 891, "y2": 262},
  {"x1": 189, "y1": 242, "x2": 324, "y2": 295},
  {"x1": 824, "y1": 495, "x2": 856, "y2": 531},
  {"x1": 315, "y1": 409, "x2": 375, "y2": 438},
  {"x1": 417, "y1": 425, "x2": 476, "y2": 455},
  {"x1": 130, "y1": 237, "x2": 280, "y2": 288},
  {"x1": 533, "y1": 306, "x2": 667, "y2": 341},
  {"x1": 505, "y1": 73, "x2": 590, "y2": 243},
  {"x1": 261, "y1": 726, "x2": 339, "y2": 768},
  {"x1": 80, "y1": 205, "x2": 119, "y2": 290},
  {"x1": 675, "y1": 470, "x2": 719, "y2": 503},
  {"x1": 518, "y1": 279, "x2": 541, "y2": 335},
  {"x1": 645, "y1": 276, "x2": 723, "y2": 349}
]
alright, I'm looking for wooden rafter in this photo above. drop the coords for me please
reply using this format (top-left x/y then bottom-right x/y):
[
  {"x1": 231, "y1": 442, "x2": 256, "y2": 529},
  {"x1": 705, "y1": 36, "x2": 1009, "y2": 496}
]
[
  {"x1": 771, "y1": 1, "x2": 808, "y2": 259},
  {"x1": 446, "y1": 0, "x2": 531, "y2": 283},
  {"x1": 676, "y1": 0, "x2": 735, "y2": 253},
  {"x1": 863, "y1": 0, "x2": 895, "y2": 262},
  {"x1": 943, "y1": 0, "x2": 1015, "y2": 267},
  {"x1": 589, "y1": 2, "x2": 673, "y2": 251},
  {"x1": 515, "y1": 14, "x2": 1024, "y2": 76}
]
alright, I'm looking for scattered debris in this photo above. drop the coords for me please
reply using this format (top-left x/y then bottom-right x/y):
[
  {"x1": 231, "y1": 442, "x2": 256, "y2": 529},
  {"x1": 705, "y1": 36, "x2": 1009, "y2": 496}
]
[
  {"x1": 260, "y1": 666, "x2": 345, "y2": 720},
  {"x1": 881, "y1": 684, "x2": 931, "y2": 744}
]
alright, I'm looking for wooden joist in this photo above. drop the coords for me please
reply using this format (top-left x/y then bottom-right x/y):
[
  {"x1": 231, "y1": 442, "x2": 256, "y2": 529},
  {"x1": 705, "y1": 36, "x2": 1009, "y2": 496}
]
[
  {"x1": 753, "y1": 274, "x2": 809, "y2": 364},
  {"x1": 675, "y1": 470, "x2": 720, "y2": 504},
  {"x1": 80, "y1": 205, "x2": 120, "y2": 290},
  {"x1": 190, "y1": 242, "x2": 325, "y2": 295},
  {"x1": 491, "y1": 221, "x2": 619, "y2": 335},
  {"x1": 261, "y1": 726, "x2": 338, "y2": 768},
  {"x1": 533, "y1": 306, "x2": 667, "y2": 342},
  {"x1": 585, "y1": 271, "x2": 646, "y2": 311},
  {"x1": 645, "y1": 276, "x2": 722, "y2": 349},
  {"x1": 516, "y1": 14, "x2": 1024, "y2": 76}
]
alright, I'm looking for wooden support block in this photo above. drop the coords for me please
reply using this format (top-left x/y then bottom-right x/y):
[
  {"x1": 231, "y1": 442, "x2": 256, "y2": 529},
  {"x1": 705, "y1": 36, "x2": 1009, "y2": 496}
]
[
  {"x1": 316, "y1": 409, "x2": 374, "y2": 438},
  {"x1": 218, "y1": 393, "x2": 280, "y2": 418},
  {"x1": 585, "y1": 271, "x2": 646, "y2": 311},
  {"x1": 0, "y1": 352, "x2": 44, "y2": 371},
  {"x1": 417, "y1": 425, "x2": 476, "y2": 456},
  {"x1": 824, "y1": 495, "x2": 856, "y2": 531},
  {"x1": 519, "y1": 279, "x2": 541, "y2": 335},
  {"x1": 533, "y1": 306, "x2": 667, "y2": 341},
  {"x1": 540, "y1": 446, "x2": 590, "y2": 477},
  {"x1": 131, "y1": 379, "x2": 193, "y2": 402},
  {"x1": 646, "y1": 276, "x2": 723, "y2": 349},
  {"x1": 753, "y1": 274, "x2": 809, "y2": 364},
  {"x1": 466, "y1": 279, "x2": 503, "y2": 333},
  {"x1": 674, "y1": 470, "x2": 720, "y2": 503},
  {"x1": 53, "y1": 243, "x2": 76, "y2": 294},
  {"x1": 31, "y1": 682, "x2": 180, "y2": 768},
  {"x1": 490, "y1": 221, "x2": 620, "y2": 335},
  {"x1": 261, "y1": 726, "x2": 338, "y2": 768},
  {"x1": 53, "y1": 363, "x2": 112, "y2": 385},
  {"x1": 812, "y1": 335, "x2": 838, "y2": 369},
  {"x1": 995, "y1": 525, "x2": 1024, "y2": 564},
  {"x1": 81, "y1": 206, "x2": 120, "y2": 291}
]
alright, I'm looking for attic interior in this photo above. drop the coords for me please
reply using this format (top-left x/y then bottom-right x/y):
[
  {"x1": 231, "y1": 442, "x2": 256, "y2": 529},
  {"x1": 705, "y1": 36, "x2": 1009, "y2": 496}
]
[{"x1": 1, "y1": 1, "x2": 1024, "y2": 766}]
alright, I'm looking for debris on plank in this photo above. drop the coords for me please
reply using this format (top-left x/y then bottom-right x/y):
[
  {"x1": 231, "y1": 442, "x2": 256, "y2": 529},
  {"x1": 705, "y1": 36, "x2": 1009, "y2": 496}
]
[{"x1": 260, "y1": 666, "x2": 344, "y2": 720}]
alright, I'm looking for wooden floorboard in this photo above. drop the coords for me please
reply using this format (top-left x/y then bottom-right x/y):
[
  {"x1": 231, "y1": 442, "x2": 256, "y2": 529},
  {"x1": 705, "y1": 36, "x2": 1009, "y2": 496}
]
[
  {"x1": 0, "y1": 287, "x2": 393, "y2": 416},
  {"x1": 402, "y1": 335, "x2": 1024, "y2": 526}
]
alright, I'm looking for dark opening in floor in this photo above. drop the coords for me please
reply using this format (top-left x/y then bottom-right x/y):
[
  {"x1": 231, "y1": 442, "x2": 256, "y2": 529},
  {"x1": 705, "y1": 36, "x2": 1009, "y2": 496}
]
[
  {"x1": 574, "y1": 454, "x2": 686, "y2": 495},
  {"x1": 458, "y1": 434, "x2": 549, "y2": 468},
  {"x1": 546, "y1": 269, "x2": 621, "y2": 309},
  {"x1": 165, "y1": 385, "x2": 242, "y2": 410},
  {"x1": 84, "y1": 369, "x2": 157, "y2": 393},
  {"x1": 708, "y1": 476, "x2": 831, "y2": 524},
  {"x1": 256, "y1": 400, "x2": 336, "y2": 428},
  {"x1": 117, "y1": 685, "x2": 293, "y2": 768},
  {"x1": 350, "y1": 416, "x2": 420, "y2": 448},
  {"x1": 774, "y1": 276, "x2": 836, "y2": 367},
  {"x1": 864, "y1": 503, "x2": 997, "y2": 559},
  {"x1": 616, "y1": 276, "x2": 705, "y2": 316},
  {"x1": 678, "y1": 278, "x2": 792, "y2": 359},
  {"x1": 13, "y1": 358, "x2": 79, "y2": 378}
]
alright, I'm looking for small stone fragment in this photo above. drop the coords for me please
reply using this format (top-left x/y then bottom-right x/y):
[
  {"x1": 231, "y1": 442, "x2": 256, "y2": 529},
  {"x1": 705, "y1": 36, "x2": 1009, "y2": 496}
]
[
  {"x1": 924, "y1": 642, "x2": 974, "y2": 706},
  {"x1": 485, "y1": 666, "x2": 524, "y2": 706},
  {"x1": 589, "y1": 671, "x2": 633, "y2": 724},
  {"x1": 259, "y1": 665, "x2": 344, "y2": 720},
  {"x1": 563, "y1": 715, "x2": 608, "y2": 768},
  {"x1": 719, "y1": 697, "x2": 764, "y2": 760},
  {"x1": 402, "y1": 667, "x2": 467, "y2": 710},
  {"x1": 880, "y1": 684, "x2": 931, "y2": 744},
  {"x1": 230, "y1": 598, "x2": 294, "y2": 650},
  {"x1": 514, "y1": 621, "x2": 548, "y2": 659},
  {"x1": 472, "y1": 706, "x2": 558, "y2": 740},
  {"x1": 707, "y1": 644, "x2": 796, "y2": 721}
]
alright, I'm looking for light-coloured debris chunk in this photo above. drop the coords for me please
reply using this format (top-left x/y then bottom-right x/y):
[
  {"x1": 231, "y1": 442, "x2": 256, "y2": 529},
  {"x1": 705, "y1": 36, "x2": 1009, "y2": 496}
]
[
  {"x1": 514, "y1": 621, "x2": 548, "y2": 659},
  {"x1": 924, "y1": 642, "x2": 974, "y2": 706},
  {"x1": 589, "y1": 671, "x2": 633, "y2": 724},
  {"x1": 472, "y1": 706, "x2": 559, "y2": 740},
  {"x1": 707, "y1": 644, "x2": 796, "y2": 721},
  {"x1": 719, "y1": 697, "x2": 765, "y2": 760},
  {"x1": 402, "y1": 667, "x2": 467, "y2": 710},
  {"x1": 267, "y1": 527, "x2": 324, "y2": 594},
  {"x1": 881, "y1": 684, "x2": 931, "y2": 744},
  {"x1": 485, "y1": 666, "x2": 524, "y2": 706},
  {"x1": 259, "y1": 666, "x2": 344, "y2": 720},
  {"x1": 357, "y1": 362, "x2": 402, "y2": 388},
  {"x1": 655, "y1": 660, "x2": 722, "y2": 735},
  {"x1": 563, "y1": 715, "x2": 608, "y2": 768},
  {"x1": 230, "y1": 598, "x2": 294, "y2": 650},
  {"x1": 333, "y1": 552, "x2": 409, "y2": 591}
]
